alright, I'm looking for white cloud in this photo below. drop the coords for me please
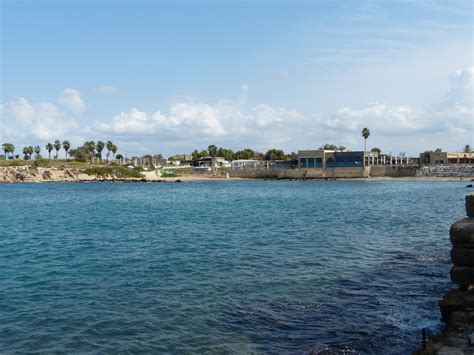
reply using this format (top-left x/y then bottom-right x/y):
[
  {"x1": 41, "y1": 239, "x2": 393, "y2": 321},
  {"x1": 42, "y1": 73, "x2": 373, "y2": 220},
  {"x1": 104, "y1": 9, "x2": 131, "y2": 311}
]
[
  {"x1": 0, "y1": 97, "x2": 79, "y2": 142},
  {"x1": 93, "y1": 85, "x2": 119, "y2": 93},
  {"x1": 94, "y1": 108, "x2": 157, "y2": 135},
  {"x1": 58, "y1": 88, "x2": 85, "y2": 114}
]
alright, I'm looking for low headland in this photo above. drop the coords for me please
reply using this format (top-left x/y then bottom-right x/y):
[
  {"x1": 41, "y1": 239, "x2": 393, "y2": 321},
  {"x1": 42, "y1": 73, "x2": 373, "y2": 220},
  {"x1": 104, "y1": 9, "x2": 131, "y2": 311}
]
[{"x1": 1, "y1": 161, "x2": 473, "y2": 184}]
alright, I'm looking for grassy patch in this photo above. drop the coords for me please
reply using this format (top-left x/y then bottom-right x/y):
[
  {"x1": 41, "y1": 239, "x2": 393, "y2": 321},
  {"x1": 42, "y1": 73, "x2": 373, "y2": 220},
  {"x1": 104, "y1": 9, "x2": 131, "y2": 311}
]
[{"x1": 83, "y1": 166, "x2": 143, "y2": 178}]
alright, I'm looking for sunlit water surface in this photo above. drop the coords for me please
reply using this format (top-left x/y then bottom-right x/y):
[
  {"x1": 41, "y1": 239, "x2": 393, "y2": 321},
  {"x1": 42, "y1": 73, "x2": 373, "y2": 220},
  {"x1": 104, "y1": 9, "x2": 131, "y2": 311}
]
[{"x1": 0, "y1": 180, "x2": 466, "y2": 353}]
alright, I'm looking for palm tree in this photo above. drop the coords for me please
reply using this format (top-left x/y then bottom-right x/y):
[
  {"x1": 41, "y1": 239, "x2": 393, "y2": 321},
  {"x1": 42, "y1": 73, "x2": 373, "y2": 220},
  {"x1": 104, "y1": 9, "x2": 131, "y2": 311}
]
[
  {"x1": 62, "y1": 140, "x2": 71, "y2": 158},
  {"x1": 34, "y1": 146, "x2": 41, "y2": 158},
  {"x1": 2, "y1": 143, "x2": 9, "y2": 158},
  {"x1": 106, "y1": 140, "x2": 113, "y2": 162},
  {"x1": 84, "y1": 141, "x2": 96, "y2": 161},
  {"x1": 53, "y1": 140, "x2": 62, "y2": 159},
  {"x1": 22, "y1": 146, "x2": 33, "y2": 160},
  {"x1": 111, "y1": 144, "x2": 117, "y2": 159},
  {"x1": 46, "y1": 143, "x2": 53, "y2": 159},
  {"x1": 23, "y1": 146, "x2": 30, "y2": 160},
  {"x1": 96, "y1": 141, "x2": 105, "y2": 160},
  {"x1": 361, "y1": 128, "x2": 370, "y2": 152}
]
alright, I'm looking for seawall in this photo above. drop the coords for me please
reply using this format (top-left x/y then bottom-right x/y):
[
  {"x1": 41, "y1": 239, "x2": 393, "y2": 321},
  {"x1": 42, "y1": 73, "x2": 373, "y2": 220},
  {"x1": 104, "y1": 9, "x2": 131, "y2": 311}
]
[
  {"x1": 229, "y1": 165, "x2": 418, "y2": 179},
  {"x1": 415, "y1": 194, "x2": 474, "y2": 354}
]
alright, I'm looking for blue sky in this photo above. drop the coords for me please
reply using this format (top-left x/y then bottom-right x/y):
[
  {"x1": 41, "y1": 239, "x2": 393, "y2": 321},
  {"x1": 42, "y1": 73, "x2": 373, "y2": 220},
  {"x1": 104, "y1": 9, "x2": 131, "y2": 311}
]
[{"x1": 1, "y1": 0, "x2": 472, "y2": 157}]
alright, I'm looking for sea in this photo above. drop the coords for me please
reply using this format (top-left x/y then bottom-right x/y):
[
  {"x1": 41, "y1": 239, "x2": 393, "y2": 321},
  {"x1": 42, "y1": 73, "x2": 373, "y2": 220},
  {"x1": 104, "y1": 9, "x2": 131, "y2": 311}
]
[{"x1": 0, "y1": 180, "x2": 467, "y2": 354}]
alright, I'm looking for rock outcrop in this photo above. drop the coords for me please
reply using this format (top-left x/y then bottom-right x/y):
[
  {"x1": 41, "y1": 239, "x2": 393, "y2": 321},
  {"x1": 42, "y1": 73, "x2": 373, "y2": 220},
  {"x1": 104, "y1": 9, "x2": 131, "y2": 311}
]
[{"x1": 416, "y1": 194, "x2": 474, "y2": 354}]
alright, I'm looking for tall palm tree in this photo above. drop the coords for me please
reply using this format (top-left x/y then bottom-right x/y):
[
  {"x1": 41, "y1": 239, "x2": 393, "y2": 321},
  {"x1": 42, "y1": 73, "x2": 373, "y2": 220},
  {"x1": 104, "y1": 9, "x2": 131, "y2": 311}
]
[
  {"x1": 53, "y1": 140, "x2": 62, "y2": 159},
  {"x1": 23, "y1": 146, "x2": 30, "y2": 160},
  {"x1": 46, "y1": 143, "x2": 53, "y2": 159},
  {"x1": 106, "y1": 140, "x2": 113, "y2": 162},
  {"x1": 2, "y1": 143, "x2": 9, "y2": 158},
  {"x1": 361, "y1": 127, "x2": 370, "y2": 152},
  {"x1": 62, "y1": 140, "x2": 71, "y2": 158},
  {"x1": 85, "y1": 141, "x2": 96, "y2": 161},
  {"x1": 34, "y1": 146, "x2": 41, "y2": 158},
  {"x1": 96, "y1": 141, "x2": 105, "y2": 160},
  {"x1": 111, "y1": 144, "x2": 117, "y2": 159}
]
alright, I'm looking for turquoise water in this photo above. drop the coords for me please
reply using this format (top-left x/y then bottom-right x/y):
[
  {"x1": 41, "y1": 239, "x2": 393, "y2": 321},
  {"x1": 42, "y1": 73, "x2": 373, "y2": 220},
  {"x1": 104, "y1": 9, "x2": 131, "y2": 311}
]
[{"x1": 0, "y1": 180, "x2": 467, "y2": 353}]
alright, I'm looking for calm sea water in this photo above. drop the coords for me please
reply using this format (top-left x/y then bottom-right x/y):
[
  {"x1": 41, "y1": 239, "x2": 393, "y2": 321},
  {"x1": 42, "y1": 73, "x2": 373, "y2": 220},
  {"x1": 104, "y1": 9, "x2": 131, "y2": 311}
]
[{"x1": 0, "y1": 180, "x2": 467, "y2": 354}]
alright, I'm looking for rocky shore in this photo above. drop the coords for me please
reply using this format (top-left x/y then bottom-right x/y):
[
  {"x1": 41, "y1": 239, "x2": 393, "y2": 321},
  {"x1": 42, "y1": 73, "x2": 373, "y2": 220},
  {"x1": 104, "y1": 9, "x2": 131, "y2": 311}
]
[
  {"x1": 0, "y1": 166, "x2": 170, "y2": 183},
  {"x1": 415, "y1": 194, "x2": 474, "y2": 354}
]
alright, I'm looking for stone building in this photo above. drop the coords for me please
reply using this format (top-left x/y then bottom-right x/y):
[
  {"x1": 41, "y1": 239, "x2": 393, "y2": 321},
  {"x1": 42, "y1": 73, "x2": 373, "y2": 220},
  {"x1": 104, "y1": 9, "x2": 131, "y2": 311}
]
[{"x1": 422, "y1": 151, "x2": 474, "y2": 165}]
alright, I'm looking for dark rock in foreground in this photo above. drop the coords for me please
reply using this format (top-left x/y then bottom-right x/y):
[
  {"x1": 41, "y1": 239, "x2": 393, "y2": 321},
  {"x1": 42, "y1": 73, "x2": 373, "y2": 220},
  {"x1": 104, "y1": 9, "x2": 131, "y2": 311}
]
[{"x1": 415, "y1": 194, "x2": 474, "y2": 354}]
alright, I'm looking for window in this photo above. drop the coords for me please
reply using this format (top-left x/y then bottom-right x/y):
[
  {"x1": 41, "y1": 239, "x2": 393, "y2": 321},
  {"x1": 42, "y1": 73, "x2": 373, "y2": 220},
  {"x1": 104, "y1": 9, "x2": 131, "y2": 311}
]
[
  {"x1": 315, "y1": 158, "x2": 323, "y2": 168},
  {"x1": 300, "y1": 158, "x2": 307, "y2": 168},
  {"x1": 326, "y1": 157, "x2": 334, "y2": 168},
  {"x1": 308, "y1": 158, "x2": 315, "y2": 168}
]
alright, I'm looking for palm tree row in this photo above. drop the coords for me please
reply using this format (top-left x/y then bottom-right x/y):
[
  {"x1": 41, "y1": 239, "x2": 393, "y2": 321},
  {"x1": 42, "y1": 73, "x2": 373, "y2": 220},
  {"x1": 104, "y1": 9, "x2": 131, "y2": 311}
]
[
  {"x1": 83, "y1": 140, "x2": 118, "y2": 161},
  {"x1": 2, "y1": 139, "x2": 118, "y2": 161}
]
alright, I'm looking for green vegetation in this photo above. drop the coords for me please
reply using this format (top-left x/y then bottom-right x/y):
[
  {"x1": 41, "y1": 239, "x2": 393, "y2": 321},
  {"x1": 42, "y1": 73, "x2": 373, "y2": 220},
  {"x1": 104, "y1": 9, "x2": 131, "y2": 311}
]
[
  {"x1": 2, "y1": 143, "x2": 15, "y2": 159},
  {"x1": 319, "y1": 144, "x2": 346, "y2": 151},
  {"x1": 83, "y1": 166, "x2": 143, "y2": 178},
  {"x1": 361, "y1": 127, "x2": 370, "y2": 151},
  {"x1": 45, "y1": 143, "x2": 53, "y2": 159},
  {"x1": 62, "y1": 140, "x2": 71, "y2": 158}
]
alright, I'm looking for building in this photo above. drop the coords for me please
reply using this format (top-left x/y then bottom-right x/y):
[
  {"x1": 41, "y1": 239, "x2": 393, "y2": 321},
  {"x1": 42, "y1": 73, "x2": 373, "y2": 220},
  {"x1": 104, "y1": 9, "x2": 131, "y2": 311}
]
[
  {"x1": 169, "y1": 154, "x2": 193, "y2": 166},
  {"x1": 298, "y1": 150, "x2": 411, "y2": 169},
  {"x1": 421, "y1": 151, "x2": 474, "y2": 165},
  {"x1": 230, "y1": 160, "x2": 260, "y2": 169},
  {"x1": 194, "y1": 157, "x2": 231, "y2": 168}
]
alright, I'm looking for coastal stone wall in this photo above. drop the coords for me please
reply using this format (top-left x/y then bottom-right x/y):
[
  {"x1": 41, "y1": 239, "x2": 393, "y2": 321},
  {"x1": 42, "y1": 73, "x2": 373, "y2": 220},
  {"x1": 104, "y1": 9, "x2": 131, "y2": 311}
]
[
  {"x1": 370, "y1": 165, "x2": 417, "y2": 177},
  {"x1": 416, "y1": 164, "x2": 474, "y2": 178},
  {"x1": 229, "y1": 166, "x2": 416, "y2": 179},
  {"x1": 415, "y1": 194, "x2": 474, "y2": 354},
  {"x1": 228, "y1": 167, "x2": 370, "y2": 179}
]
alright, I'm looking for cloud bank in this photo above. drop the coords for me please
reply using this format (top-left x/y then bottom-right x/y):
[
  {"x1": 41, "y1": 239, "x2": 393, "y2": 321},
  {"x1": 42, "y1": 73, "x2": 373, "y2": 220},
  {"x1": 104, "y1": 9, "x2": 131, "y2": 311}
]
[{"x1": 1, "y1": 68, "x2": 472, "y2": 155}]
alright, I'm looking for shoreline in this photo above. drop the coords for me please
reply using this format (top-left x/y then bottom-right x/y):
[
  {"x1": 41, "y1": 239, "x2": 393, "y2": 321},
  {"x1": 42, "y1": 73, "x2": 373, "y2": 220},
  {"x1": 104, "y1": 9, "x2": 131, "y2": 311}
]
[
  {"x1": 1, "y1": 164, "x2": 473, "y2": 184},
  {"x1": 1, "y1": 175, "x2": 472, "y2": 184}
]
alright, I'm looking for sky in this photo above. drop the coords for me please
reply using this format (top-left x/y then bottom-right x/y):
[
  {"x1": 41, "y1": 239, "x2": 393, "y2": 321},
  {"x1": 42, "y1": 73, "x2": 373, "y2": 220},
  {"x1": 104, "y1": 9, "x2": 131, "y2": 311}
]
[{"x1": 0, "y1": 0, "x2": 473, "y2": 157}]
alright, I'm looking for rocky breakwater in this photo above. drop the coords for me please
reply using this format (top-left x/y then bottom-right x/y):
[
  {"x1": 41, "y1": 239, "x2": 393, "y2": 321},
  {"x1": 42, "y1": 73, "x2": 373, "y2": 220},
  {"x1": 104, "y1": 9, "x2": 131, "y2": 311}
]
[
  {"x1": 416, "y1": 194, "x2": 474, "y2": 354},
  {"x1": 0, "y1": 166, "x2": 169, "y2": 183}
]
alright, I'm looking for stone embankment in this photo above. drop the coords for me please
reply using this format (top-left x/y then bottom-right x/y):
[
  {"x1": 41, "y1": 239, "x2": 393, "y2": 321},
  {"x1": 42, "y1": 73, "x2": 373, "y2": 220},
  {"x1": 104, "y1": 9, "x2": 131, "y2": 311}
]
[
  {"x1": 416, "y1": 164, "x2": 474, "y2": 178},
  {"x1": 0, "y1": 166, "x2": 167, "y2": 183},
  {"x1": 415, "y1": 194, "x2": 474, "y2": 354}
]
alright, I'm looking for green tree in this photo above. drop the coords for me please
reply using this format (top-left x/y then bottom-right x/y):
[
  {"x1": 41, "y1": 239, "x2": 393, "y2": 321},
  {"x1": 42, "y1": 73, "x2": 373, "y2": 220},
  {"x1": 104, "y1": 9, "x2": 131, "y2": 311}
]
[
  {"x1": 2, "y1": 143, "x2": 15, "y2": 159},
  {"x1": 207, "y1": 144, "x2": 218, "y2": 158},
  {"x1": 234, "y1": 148, "x2": 255, "y2": 160},
  {"x1": 54, "y1": 140, "x2": 62, "y2": 159},
  {"x1": 371, "y1": 147, "x2": 381, "y2": 154},
  {"x1": 62, "y1": 140, "x2": 71, "y2": 158},
  {"x1": 111, "y1": 144, "x2": 118, "y2": 159},
  {"x1": 361, "y1": 127, "x2": 370, "y2": 151},
  {"x1": 23, "y1": 146, "x2": 30, "y2": 160},
  {"x1": 96, "y1": 141, "x2": 105, "y2": 160},
  {"x1": 320, "y1": 144, "x2": 339, "y2": 150},
  {"x1": 192, "y1": 149, "x2": 201, "y2": 160},
  {"x1": 2, "y1": 143, "x2": 8, "y2": 158},
  {"x1": 69, "y1": 146, "x2": 89, "y2": 162},
  {"x1": 106, "y1": 140, "x2": 114, "y2": 161},
  {"x1": 84, "y1": 141, "x2": 96, "y2": 161},
  {"x1": 45, "y1": 143, "x2": 53, "y2": 159},
  {"x1": 338, "y1": 145, "x2": 346, "y2": 152},
  {"x1": 34, "y1": 145, "x2": 41, "y2": 158},
  {"x1": 263, "y1": 148, "x2": 285, "y2": 161},
  {"x1": 217, "y1": 147, "x2": 234, "y2": 161}
]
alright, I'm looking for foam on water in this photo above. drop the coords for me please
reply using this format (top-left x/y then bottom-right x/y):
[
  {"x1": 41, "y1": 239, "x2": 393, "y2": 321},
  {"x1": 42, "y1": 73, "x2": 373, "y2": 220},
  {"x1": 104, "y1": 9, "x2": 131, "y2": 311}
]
[{"x1": 0, "y1": 180, "x2": 466, "y2": 353}]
